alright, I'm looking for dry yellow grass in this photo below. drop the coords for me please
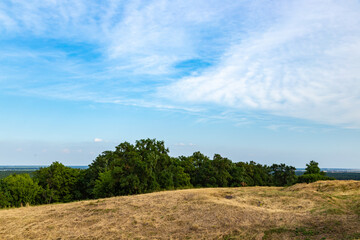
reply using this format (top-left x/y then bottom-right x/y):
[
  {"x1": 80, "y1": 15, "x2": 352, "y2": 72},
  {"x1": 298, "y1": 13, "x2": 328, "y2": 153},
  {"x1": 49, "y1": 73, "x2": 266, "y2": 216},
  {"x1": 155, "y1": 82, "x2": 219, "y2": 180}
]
[{"x1": 0, "y1": 180, "x2": 359, "y2": 240}]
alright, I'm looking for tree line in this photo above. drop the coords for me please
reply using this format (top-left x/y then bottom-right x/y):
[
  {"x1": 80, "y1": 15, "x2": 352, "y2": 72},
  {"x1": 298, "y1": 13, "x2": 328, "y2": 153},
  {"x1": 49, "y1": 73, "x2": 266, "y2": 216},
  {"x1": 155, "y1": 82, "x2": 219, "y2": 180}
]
[{"x1": 0, "y1": 139, "x2": 334, "y2": 208}]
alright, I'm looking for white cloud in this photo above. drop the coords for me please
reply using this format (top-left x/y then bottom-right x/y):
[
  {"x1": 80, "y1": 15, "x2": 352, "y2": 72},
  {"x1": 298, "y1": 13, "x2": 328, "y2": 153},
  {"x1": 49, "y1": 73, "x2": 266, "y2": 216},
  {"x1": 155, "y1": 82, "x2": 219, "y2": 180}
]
[
  {"x1": 173, "y1": 142, "x2": 196, "y2": 147},
  {"x1": 2, "y1": 0, "x2": 360, "y2": 128},
  {"x1": 0, "y1": 0, "x2": 246, "y2": 76},
  {"x1": 161, "y1": 0, "x2": 360, "y2": 128},
  {"x1": 62, "y1": 148, "x2": 70, "y2": 154},
  {"x1": 175, "y1": 142, "x2": 186, "y2": 146},
  {"x1": 94, "y1": 138, "x2": 103, "y2": 142}
]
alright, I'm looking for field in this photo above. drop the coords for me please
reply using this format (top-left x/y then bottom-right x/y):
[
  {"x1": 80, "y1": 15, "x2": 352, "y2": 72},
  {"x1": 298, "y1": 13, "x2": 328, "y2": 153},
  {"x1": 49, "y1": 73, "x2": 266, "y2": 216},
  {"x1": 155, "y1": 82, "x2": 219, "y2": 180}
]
[
  {"x1": 0, "y1": 171, "x2": 35, "y2": 179},
  {"x1": 325, "y1": 173, "x2": 360, "y2": 180},
  {"x1": 0, "y1": 180, "x2": 359, "y2": 239}
]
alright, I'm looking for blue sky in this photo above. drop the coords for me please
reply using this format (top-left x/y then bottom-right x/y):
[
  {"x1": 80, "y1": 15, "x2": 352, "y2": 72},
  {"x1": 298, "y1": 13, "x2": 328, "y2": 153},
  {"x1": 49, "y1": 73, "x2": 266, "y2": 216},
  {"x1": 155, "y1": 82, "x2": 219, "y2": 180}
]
[{"x1": 1, "y1": 0, "x2": 360, "y2": 168}]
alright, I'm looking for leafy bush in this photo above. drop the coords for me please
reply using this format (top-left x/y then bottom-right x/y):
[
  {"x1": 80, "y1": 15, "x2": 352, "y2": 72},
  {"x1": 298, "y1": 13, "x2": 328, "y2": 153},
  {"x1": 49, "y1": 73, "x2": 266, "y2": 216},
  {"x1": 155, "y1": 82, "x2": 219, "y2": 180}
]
[{"x1": 297, "y1": 174, "x2": 334, "y2": 183}]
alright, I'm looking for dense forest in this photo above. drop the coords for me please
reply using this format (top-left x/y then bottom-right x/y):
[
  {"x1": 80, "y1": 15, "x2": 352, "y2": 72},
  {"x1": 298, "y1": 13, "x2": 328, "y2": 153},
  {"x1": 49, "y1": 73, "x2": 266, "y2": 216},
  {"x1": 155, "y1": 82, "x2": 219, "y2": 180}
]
[
  {"x1": 0, "y1": 139, "x2": 334, "y2": 208},
  {"x1": 325, "y1": 172, "x2": 360, "y2": 180}
]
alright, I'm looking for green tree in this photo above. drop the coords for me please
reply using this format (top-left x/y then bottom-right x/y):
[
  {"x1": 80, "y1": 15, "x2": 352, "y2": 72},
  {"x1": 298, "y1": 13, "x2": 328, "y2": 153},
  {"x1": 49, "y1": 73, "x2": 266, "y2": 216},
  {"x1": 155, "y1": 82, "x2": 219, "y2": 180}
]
[
  {"x1": 189, "y1": 151, "x2": 217, "y2": 187},
  {"x1": 177, "y1": 155, "x2": 196, "y2": 186},
  {"x1": 238, "y1": 161, "x2": 272, "y2": 186},
  {"x1": 81, "y1": 150, "x2": 116, "y2": 199},
  {"x1": 91, "y1": 139, "x2": 191, "y2": 197},
  {"x1": 211, "y1": 154, "x2": 233, "y2": 187},
  {"x1": 1, "y1": 174, "x2": 40, "y2": 207},
  {"x1": 298, "y1": 160, "x2": 334, "y2": 183},
  {"x1": 0, "y1": 179, "x2": 12, "y2": 208},
  {"x1": 270, "y1": 163, "x2": 297, "y2": 186},
  {"x1": 304, "y1": 160, "x2": 322, "y2": 175},
  {"x1": 93, "y1": 170, "x2": 115, "y2": 198},
  {"x1": 169, "y1": 158, "x2": 191, "y2": 188},
  {"x1": 34, "y1": 162, "x2": 81, "y2": 203},
  {"x1": 229, "y1": 163, "x2": 246, "y2": 187}
]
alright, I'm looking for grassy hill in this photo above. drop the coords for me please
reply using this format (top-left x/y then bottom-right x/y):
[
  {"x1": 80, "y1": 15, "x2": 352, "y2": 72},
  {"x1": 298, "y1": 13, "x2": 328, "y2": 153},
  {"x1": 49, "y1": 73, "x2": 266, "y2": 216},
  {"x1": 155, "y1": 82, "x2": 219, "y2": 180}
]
[{"x1": 0, "y1": 180, "x2": 359, "y2": 240}]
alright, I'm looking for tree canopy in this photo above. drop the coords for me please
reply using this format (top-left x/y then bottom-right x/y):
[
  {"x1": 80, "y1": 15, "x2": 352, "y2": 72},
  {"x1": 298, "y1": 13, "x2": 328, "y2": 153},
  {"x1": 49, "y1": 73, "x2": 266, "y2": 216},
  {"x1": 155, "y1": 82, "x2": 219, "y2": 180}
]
[
  {"x1": 0, "y1": 174, "x2": 40, "y2": 207},
  {"x1": 0, "y1": 138, "x2": 334, "y2": 209}
]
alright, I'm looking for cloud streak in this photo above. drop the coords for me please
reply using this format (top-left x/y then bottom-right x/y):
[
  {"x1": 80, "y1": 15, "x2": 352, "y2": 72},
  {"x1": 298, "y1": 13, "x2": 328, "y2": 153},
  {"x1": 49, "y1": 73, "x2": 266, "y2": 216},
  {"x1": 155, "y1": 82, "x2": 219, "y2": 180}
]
[
  {"x1": 0, "y1": 0, "x2": 238, "y2": 74},
  {"x1": 1, "y1": 0, "x2": 360, "y2": 127},
  {"x1": 161, "y1": 0, "x2": 360, "y2": 127}
]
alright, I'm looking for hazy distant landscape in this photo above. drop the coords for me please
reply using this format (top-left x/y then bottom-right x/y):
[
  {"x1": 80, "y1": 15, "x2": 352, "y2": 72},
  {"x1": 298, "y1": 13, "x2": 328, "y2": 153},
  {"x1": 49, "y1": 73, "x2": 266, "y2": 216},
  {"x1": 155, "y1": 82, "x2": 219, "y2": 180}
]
[
  {"x1": 0, "y1": 166, "x2": 88, "y2": 179},
  {"x1": 2, "y1": 166, "x2": 360, "y2": 180}
]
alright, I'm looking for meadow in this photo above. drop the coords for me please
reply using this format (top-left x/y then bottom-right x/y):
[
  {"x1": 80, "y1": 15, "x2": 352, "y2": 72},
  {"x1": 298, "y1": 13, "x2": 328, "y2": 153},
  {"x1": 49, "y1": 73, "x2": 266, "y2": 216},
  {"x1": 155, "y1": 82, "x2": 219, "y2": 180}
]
[{"x1": 0, "y1": 180, "x2": 359, "y2": 239}]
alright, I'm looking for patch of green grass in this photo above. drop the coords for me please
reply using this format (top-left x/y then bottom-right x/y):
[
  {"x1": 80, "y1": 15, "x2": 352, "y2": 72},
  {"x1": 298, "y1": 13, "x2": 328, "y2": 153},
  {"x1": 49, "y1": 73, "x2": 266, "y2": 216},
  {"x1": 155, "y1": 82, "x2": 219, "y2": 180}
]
[
  {"x1": 263, "y1": 227, "x2": 292, "y2": 239},
  {"x1": 295, "y1": 227, "x2": 318, "y2": 236},
  {"x1": 311, "y1": 201, "x2": 345, "y2": 216},
  {"x1": 323, "y1": 208, "x2": 344, "y2": 215},
  {"x1": 346, "y1": 232, "x2": 360, "y2": 239},
  {"x1": 350, "y1": 200, "x2": 360, "y2": 216},
  {"x1": 263, "y1": 226, "x2": 322, "y2": 239},
  {"x1": 334, "y1": 195, "x2": 348, "y2": 200}
]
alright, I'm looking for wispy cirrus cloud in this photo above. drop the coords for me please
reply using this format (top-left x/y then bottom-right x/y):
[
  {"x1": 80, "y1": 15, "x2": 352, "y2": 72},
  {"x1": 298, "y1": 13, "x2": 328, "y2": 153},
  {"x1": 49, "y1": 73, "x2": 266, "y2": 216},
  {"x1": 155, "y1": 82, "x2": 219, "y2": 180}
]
[
  {"x1": 1, "y1": 0, "x2": 360, "y2": 128},
  {"x1": 0, "y1": 0, "x2": 239, "y2": 74},
  {"x1": 161, "y1": 0, "x2": 360, "y2": 128},
  {"x1": 0, "y1": 0, "x2": 242, "y2": 107}
]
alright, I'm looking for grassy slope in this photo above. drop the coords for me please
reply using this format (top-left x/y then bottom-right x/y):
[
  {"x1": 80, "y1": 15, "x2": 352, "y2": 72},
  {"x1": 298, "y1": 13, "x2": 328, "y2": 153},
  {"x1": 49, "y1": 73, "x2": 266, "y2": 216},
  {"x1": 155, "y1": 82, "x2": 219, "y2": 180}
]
[{"x1": 0, "y1": 180, "x2": 359, "y2": 240}]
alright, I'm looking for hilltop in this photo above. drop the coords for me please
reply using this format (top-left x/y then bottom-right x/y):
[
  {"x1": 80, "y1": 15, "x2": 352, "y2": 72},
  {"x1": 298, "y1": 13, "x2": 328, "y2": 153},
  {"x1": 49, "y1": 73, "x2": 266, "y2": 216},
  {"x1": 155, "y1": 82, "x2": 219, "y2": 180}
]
[{"x1": 0, "y1": 180, "x2": 359, "y2": 239}]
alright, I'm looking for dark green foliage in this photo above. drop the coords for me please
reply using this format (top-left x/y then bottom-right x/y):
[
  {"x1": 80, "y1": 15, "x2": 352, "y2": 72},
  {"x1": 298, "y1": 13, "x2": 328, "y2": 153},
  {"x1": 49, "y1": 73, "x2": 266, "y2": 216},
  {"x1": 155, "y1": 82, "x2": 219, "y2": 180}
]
[
  {"x1": 297, "y1": 161, "x2": 335, "y2": 183},
  {"x1": 177, "y1": 153, "x2": 283, "y2": 188},
  {"x1": 169, "y1": 162, "x2": 191, "y2": 188},
  {"x1": 177, "y1": 152, "x2": 236, "y2": 187},
  {"x1": 191, "y1": 152, "x2": 217, "y2": 187},
  {"x1": 33, "y1": 162, "x2": 82, "y2": 203},
  {"x1": 305, "y1": 160, "x2": 322, "y2": 175},
  {"x1": 178, "y1": 151, "x2": 212, "y2": 187},
  {"x1": 212, "y1": 154, "x2": 233, "y2": 187},
  {"x1": 237, "y1": 161, "x2": 272, "y2": 186},
  {"x1": 297, "y1": 173, "x2": 335, "y2": 183},
  {"x1": 228, "y1": 163, "x2": 246, "y2": 187},
  {"x1": 92, "y1": 170, "x2": 113, "y2": 198},
  {"x1": 80, "y1": 150, "x2": 116, "y2": 199},
  {"x1": 0, "y1": 179, "x2": 12, "y2": 208},
  {"x1": 91, "y1": 139, "x2": 191, "y2": 198},
  {"x1": 88, "y1": 140, "x2": 298, "y2": 196},
  {"x1": 1, "y1": 139, "x2": 332, "y2": 210},
  {"x1": 271, "y1": 163, "x2": 297, "y2": 186},
  {"x1": 325, "y1": 172, "x2": 360, "y2": 180}
]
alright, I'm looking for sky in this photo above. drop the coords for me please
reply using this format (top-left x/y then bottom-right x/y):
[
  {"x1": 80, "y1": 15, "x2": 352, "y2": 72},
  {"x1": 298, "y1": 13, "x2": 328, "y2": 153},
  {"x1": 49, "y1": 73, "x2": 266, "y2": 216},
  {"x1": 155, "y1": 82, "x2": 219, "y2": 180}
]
[{"x1": 0, "y1": 0, "x2": 360, "y2": 168}]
